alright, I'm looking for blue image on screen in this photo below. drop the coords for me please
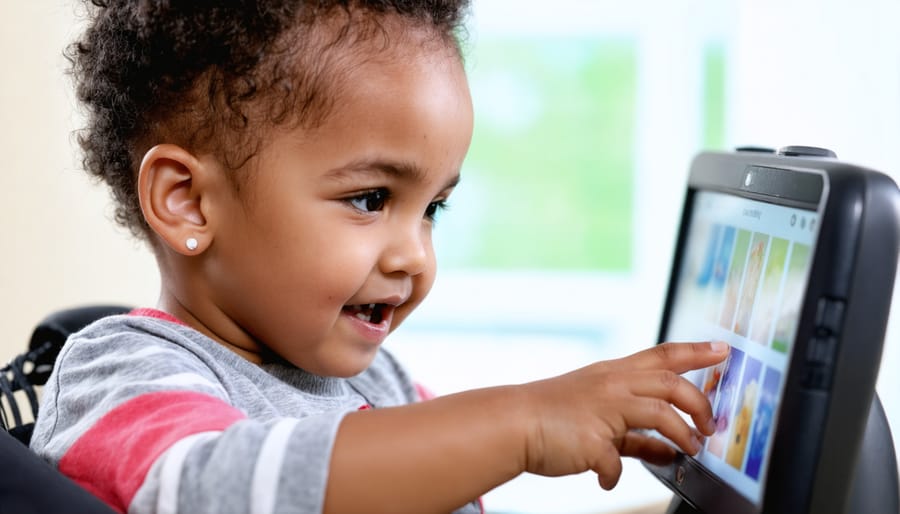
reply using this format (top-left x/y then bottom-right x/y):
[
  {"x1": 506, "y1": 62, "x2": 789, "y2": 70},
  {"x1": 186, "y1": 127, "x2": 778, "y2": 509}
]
[
  {"x1": 713, "y1": 226, "x2": 735, "y2": 289},
  {"x1": 697, "y1": 224, "x2": 723, "y2": 287},
  {"x1": 745, "y1": 367, "x2": 782, "y2": 480}
]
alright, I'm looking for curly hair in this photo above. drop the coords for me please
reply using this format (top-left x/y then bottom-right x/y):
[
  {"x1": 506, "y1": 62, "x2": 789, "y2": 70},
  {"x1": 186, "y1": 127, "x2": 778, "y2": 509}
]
[{"x1": 69, "y1": 0, "x2": 470, "y2": 238}]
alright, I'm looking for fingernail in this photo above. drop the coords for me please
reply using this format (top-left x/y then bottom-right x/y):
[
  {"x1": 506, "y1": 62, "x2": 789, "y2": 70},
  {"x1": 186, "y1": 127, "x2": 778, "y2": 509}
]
[
  {"x1": 692, "y1": 435, "x2": 703, "y2": 454},
  {"x1": 710, "y1": 341, "x2": 729, "y2": 353},
  {"x1": 706, "y1": 418, "x2": 716, "y2": 434}
]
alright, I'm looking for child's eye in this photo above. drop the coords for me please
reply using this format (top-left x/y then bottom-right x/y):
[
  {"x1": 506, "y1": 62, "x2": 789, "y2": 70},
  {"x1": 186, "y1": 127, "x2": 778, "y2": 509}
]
[
  {"x1": 425, "y1": 199, "x2": 448, "y2": 222},
  {"x1": 347, "y1": 189, "x2": 389, "y2": 213}
]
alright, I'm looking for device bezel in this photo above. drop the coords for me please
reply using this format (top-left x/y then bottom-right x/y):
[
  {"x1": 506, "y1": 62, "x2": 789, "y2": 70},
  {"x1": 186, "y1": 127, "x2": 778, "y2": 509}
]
[{"x1": 645, "y1": 150, "x2": 898, "y2": 514}]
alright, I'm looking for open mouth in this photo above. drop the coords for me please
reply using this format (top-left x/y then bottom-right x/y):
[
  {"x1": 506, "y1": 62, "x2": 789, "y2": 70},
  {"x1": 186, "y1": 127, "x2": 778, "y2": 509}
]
[{"x1": 343, "y1": 303, "x2": 387, "y2": 324}]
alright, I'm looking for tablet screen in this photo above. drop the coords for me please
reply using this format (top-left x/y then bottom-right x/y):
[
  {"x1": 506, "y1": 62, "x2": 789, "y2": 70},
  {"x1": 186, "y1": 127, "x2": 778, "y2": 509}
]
[{"x1": 665, "y1": 189, "x2": 818, "y2": 504}]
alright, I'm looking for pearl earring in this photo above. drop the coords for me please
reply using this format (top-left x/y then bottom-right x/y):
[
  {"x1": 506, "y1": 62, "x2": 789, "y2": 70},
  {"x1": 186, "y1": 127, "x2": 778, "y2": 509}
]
[{"x1": 185, "y1": 237, "x2": 199, "y2": 251}]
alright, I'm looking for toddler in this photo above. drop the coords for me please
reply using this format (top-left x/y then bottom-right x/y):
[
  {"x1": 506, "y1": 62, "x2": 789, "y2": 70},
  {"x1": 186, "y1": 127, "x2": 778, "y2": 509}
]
[{"x1": 30, "y1": 1, "x2": 729, "y2": 513}]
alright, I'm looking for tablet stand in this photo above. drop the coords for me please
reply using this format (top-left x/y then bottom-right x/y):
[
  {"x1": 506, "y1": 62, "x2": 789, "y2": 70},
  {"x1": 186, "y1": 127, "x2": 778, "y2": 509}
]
[{"x1": 664, "y1": 393, "x2": 899, "y2": 514}]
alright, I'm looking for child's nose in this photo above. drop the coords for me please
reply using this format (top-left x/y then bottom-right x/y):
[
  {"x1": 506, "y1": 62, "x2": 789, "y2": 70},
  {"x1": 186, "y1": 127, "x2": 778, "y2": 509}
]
[{"x1": 379, "y1": 222, "x2": 429, "y2": 277}]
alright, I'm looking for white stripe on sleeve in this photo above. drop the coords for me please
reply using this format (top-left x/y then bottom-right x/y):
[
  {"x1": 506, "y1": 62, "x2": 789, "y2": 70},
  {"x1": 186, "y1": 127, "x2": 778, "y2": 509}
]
[
  {"x1": 155, "y1": 431, "x2": 221, "y2": 514},
  {"x1": 142, "y1": 372, "x2": 228, "y2": 394},
  {"x1": 250, "y1": 418, "x2": 300, "y2": 514}
]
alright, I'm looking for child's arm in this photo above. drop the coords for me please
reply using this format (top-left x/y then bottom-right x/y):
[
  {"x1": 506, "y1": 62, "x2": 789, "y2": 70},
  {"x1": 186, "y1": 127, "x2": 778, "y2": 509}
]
[{"x1": 326, "y1": 341, "x2": 728, "y2": 513}]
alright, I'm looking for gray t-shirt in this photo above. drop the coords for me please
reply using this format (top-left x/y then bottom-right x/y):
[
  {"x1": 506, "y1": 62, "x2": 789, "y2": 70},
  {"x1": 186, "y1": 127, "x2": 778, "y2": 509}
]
[{"x1": 30, "y1": 313, "x2": 481, "y2": 513}]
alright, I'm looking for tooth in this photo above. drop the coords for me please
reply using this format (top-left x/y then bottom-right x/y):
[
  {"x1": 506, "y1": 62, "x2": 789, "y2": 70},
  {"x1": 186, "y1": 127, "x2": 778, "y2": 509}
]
[{"x1": 355, "y1": 312, "x2": 371, "y2": 322}]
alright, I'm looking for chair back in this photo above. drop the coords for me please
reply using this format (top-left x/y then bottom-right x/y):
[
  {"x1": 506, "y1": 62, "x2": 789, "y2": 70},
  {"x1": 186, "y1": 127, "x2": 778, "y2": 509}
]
[{"x1": 1, "y1": 305, "x2": 131, "y2": 445}]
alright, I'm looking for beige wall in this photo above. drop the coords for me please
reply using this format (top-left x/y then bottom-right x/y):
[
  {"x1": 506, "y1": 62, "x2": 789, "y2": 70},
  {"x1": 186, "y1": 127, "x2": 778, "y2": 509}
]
[{"x1": 1, "y1": 3, "x2": 158, "y2": 361}]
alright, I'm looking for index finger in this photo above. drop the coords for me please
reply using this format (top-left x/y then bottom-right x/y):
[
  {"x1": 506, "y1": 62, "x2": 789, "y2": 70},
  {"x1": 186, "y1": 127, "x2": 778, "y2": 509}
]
[{"x1": 617, "y1": 341, "x2": 729, "y2": 374}]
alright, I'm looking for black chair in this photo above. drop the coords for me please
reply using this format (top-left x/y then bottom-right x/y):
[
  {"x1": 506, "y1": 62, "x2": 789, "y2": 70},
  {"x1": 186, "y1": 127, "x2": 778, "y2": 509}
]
[{"x1": 0, "y1": 305, "x2": 130, "y2": 514}]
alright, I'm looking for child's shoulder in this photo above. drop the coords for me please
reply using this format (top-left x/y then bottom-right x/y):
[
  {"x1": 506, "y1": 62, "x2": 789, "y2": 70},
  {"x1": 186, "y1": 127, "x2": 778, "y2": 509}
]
[
  {"x1": 52, "y1": 313, "x2": 235, "y2": 388},
  {"x1": 31, "y1": 314, "x2": 235, "y2": 455},
  {"x1": 56, "y1": 313, "x2": 421, "y2": 407},
  {"x1": 59, "y1": 313, "x2": 227, "y2": 369}
]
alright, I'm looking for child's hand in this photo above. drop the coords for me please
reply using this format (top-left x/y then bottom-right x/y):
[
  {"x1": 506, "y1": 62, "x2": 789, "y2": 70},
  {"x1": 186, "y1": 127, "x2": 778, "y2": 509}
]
[{"x1": 517, "y1": 341, "x2": 729, "y2": 489}]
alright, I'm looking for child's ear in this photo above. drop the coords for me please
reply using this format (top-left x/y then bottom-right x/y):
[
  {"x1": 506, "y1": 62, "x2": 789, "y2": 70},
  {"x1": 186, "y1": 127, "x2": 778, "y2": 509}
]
[{"x1": 138, "y1": 144, "x2": 213, "y2": 255}]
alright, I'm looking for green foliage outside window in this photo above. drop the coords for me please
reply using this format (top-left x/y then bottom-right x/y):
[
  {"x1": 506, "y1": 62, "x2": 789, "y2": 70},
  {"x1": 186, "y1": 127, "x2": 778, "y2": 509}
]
[{"x1": 437, "y1": 38, "x2": 726, "y2": 272}]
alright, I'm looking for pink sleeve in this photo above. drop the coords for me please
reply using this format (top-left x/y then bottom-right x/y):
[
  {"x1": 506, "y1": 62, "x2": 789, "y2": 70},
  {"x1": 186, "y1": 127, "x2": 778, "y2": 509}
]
[{"x1": 413, "y1": 382, "x2": 437, "y2": 401}]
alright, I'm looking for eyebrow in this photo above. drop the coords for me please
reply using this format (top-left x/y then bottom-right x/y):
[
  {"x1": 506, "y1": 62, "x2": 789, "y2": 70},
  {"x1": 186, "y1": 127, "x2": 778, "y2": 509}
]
[{"x1": 326, "y1": 158, "x2": 461, "y2": 190}]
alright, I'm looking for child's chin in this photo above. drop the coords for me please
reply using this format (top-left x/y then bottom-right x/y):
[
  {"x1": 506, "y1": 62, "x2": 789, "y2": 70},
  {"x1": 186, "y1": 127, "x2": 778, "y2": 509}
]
[{"x1": 325, "y1": 351, "x2": 380, "y2": 378}]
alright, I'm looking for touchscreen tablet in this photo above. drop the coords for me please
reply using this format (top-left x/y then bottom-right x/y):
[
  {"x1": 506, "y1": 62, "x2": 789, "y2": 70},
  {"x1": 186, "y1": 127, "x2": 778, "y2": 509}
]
[
  {"x1": 645, "y1": 149, "x2": 899, "y2": 514},
  {"x1": 666, "y1": 188, "x2": 816, "y2": 504}
]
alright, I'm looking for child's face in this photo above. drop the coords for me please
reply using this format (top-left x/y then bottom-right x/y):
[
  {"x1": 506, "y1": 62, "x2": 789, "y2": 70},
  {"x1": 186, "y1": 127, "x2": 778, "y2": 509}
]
[{"x1": 203, "y1": 44, "x2": 473, "y2": 377}]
